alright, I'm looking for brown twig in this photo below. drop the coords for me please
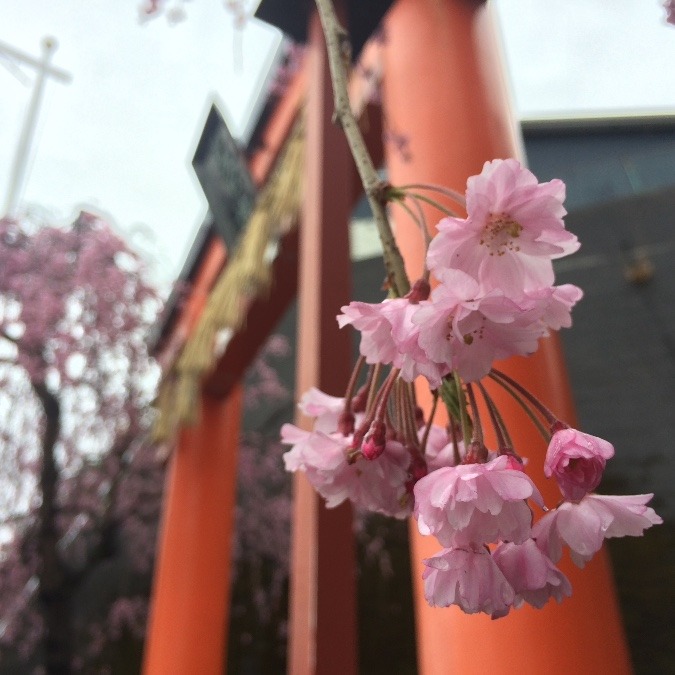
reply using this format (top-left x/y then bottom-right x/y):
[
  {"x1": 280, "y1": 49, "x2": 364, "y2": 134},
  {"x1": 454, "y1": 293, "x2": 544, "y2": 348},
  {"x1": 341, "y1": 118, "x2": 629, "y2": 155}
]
[{"x1": 314, "y1": 0, "x2": 410, "y2": 296}]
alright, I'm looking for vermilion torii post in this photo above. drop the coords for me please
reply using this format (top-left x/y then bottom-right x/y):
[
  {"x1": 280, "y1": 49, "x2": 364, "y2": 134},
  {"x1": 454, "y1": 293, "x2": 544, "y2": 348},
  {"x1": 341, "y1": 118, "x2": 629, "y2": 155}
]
[
  {"x1": 143, "y1": 57, "x2": 308, "y2": 675},
  {"x1": 287, "y1": 9, "x2": 359, "y2": 675},
  {"x1": 380, "y1": 1, "x2": 632, "y2": 673}
]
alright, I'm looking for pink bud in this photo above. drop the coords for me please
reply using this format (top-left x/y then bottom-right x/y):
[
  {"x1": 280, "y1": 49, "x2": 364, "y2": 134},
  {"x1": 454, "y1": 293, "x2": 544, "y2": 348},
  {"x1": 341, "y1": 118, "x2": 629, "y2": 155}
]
[
  {"x1": 351, "y1": 384, "x2": 369, "y2": 413},
  {"x1": 544, "y1": 428, "x2": 614, "y2": 502},
  {"x1": 361, "y1": 420, "x2": 387, "y2": 460},
  {"x1": 338, "y1": 411, "x2": 355, "y2": 436},
  {"x1": 405, "y1": 278, "x2": 431, "y2": 304},
  {"x1": 463, "y1": 441, "x2": 488, "y2": 464},
  {"x1": 410, "y1": 454, "x2": 428, "y2": 481},
  {"x1": 405, "y1": 455, "x2": 427, "y2": 494},
  {"x1": 497, "y1": 448, "x2": 525, "y2": 470},
  {"x1": 414, "y1": 407, "x2": 425, "y2": 428}
]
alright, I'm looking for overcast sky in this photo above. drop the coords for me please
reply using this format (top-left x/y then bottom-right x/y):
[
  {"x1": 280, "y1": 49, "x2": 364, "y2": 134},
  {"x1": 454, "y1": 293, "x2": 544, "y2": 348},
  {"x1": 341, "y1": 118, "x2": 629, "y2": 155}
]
[{"x1": 1, "y1": 0, "x2": 674, "y2": 287}]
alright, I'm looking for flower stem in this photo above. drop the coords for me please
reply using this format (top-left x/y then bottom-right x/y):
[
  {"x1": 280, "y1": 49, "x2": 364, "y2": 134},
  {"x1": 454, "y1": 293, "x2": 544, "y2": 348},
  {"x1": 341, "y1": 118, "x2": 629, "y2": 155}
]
[
  {"x1": 477, "y1": 381, "x2": 513, "y2": 452},
  {"x1": 399, "y1": 195, "x2": 433, "y2": 254},
  {"x1": 452, "y1": 371, "x2": 472, "y2": 448},
  {"x1": 343, "y1": 354, "x2": 366, "y2": 411},
  {"x1": 419, "y1": 389, "x2": 439, "y2": 455},
  {"x1": 365, "y1": 362, "x2": 382, "y2": 416},
  {"x1": 448, "y1": 414, "x2": 462, "y2": 466},
  {"x1": 490, "y1": 369, "x2": 559, "y2": 427},
  {"x1": 397, "y1": 182, "x2": 467, "y2": 208},
  {"x1": 487, "y1": 371, "x2": 551, "y2": 442},
  {"x1": 405, "y1": 192, "x2": 461, "y2": 218}
]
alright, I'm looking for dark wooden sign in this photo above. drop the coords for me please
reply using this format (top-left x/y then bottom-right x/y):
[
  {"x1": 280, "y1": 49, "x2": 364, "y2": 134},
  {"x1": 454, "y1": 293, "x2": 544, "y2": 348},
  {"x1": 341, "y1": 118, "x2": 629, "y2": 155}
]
[{"x1": 192, "y1": 104, "x2": 256, "y2": 250}]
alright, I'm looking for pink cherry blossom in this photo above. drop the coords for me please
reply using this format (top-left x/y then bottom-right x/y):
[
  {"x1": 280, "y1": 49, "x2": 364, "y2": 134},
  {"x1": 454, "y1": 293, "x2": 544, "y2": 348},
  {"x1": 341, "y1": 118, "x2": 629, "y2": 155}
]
[
  {"x1": 426, "y1": 159, "x2": 579, "y2": 296},
  {"x1": 297, "y1": 387, "x2": 346, "y2": 434},
  {"x1": 533, "y1": 284, "x2": 584, "y2": 330},
  {"x1": 420, "y1": 424, "x2": 463, "y2": 471},
  {"x1": 412, "y1": 269, "x2": 547, "y2": 382},
  {"x1": 281, "y1": 424, "x2": 354, "y2": 507},
  {"x1": 281, "y1": 424, "x2": 412, "y2": 518},
  {"x1": 337, "y1": 298, "x2": 448, "y2": 385},
  {"x1": 411, "y1": 268, "x2": 582, "y2": 382},
  {"x1": 493, "y1": 539, "x2": 572, "y2": 609},
  {"x1": 381, "y1": 298, "x2": 450, "y2": 385},
  {"x1": 413, "y1": 455, "x2": 543, "y2": 547},
  {"x1": 533, "y1": 493, "x2": 662, "y2": 568},
  {"x1": 347, "y1": 439, "x2": 413, "y2": 518},
  {"x1": 337, "y1": 300, "x2": 403, "y2": 366},
  {"x1": 422, "y1": 546, "x2": 514, "y2": 617},
  {"x1": 544, "y1": 428, "x2": 614, "y2": 501}
]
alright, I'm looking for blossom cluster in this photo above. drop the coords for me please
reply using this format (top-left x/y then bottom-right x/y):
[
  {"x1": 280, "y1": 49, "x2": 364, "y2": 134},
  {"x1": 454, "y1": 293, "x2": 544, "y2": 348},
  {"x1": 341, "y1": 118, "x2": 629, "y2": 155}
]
[
  {"x1": 281, "y1": 159, "x2": 661, "y2": 617},
  {"x1": 339, "y1": 159, "x2": 582, "y2": 384}
]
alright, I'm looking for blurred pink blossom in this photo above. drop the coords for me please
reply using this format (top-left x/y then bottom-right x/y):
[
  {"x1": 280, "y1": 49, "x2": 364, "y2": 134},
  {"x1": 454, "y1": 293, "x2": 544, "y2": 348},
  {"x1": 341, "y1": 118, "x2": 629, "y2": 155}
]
[
  {"x1": 493, "y1": 539, "x2": 572, "y2": 610},
  {"x1": 533, "y1": 493, "x2": 662, "y2": 568},
  {"x1": 422, "y1": 546, "x2": 514, "y2": 617}
]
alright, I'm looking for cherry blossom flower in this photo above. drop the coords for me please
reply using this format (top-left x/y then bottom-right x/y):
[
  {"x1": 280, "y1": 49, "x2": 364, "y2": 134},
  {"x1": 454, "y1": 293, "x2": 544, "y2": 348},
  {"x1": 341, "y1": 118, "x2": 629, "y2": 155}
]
[
  {"x1": 282, "y1": 387, "x2": 413, "y2": 518},
  {"x1": 413, "y1": 455, "x2": 543, "y2": 547},
  {"x1": 533, "y1": 284, "x2": 584, "y2": 330},
  {"x1": 280, "y1": 154, "x2": 662, "y2": 616},
  {"x1": 493, "y1": 539, "x2": 572, "y2": 610},
  {"x1": 544, "y1": 428, "x2": 614, "y2": 501},
  {"x1": 422, "y1": 546, "x2": 515, "y2": 617},
  {"x1": 281, "y1": 424, "x2": 354, "y2": 508},
  {"x1": 337, "y1": 298, "x2": 448, "y2": 385},
  {"x1": 297, "y1": 387, "x2": 346, "y2": 433},
  {"x1": 426, "y1": 159, "x2": 579, "y2": 296},
  {"x1": 533, "y1": 493, "x2": 662, "y2": 568},
  {"x1": 412, "y1": 269, "x2": 555, "y2": 382},
  {"x1": 348, "y1": 440, "x2": 413, "y2": 518},
  {"x1": 337, "y1": 300, "x2": 403, "y2": 366},
  {"x1": 282, "y1": 424, "x2": 412, "y2": 518},
  {"x1": 420, "y1": 424, "x2": 463, "y2": 471}
]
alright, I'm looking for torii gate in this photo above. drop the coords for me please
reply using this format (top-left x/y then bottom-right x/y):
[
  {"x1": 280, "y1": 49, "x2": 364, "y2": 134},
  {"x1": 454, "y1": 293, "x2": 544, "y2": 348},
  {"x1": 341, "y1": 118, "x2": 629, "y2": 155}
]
[{"x1": 143, "y1": 2, "x2": 632, "y2": 673}]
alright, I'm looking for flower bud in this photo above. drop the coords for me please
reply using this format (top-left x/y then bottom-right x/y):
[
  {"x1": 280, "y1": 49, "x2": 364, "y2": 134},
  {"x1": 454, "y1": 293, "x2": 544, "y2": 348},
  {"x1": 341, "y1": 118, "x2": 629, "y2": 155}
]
[
  {"x1": 544, "y1": 428, "x2": 614, "y2": 502},
  {"x1": 338, "y1": 411, "x2": 355, "y2": 436},
  {"x1": 361, "y1": 420, "x2": 387, "y2": 460},
  {"x1": 351, "y1": 384, "x2": 369, "y2": 413},
  {"x1": 405, "y1": 278, "x2": 431, "y2": 304}
]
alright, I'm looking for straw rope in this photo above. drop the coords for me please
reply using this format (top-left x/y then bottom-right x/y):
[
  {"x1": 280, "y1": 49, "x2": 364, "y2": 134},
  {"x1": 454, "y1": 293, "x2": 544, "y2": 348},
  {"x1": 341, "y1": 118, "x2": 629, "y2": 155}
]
[{"x1": 153, "y1": 113, "x2": 305, "y2": 440}]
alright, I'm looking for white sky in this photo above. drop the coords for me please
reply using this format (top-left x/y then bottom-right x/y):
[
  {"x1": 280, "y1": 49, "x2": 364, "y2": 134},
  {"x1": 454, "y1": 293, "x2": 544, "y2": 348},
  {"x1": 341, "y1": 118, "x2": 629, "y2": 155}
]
[{"x1": 0, "y1": 0, "x2": 674, "y2": 287}]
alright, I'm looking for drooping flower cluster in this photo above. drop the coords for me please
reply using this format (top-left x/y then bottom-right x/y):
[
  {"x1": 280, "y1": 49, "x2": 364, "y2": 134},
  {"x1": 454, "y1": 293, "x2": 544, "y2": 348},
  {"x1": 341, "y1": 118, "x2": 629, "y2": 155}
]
[
  {"x1": 340, "y1": 159, "x2": 583, "y2": 384},
  {"x1": 282, "y1": 159, "x2": 662, "y2": 617}
]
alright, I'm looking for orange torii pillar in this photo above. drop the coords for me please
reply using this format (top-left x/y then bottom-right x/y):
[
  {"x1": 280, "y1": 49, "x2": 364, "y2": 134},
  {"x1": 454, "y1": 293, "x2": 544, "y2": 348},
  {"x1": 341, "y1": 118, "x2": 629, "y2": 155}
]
[
  {"x1": 287, "y1": 9, "x2": 359, "y2": 675},
  {"x1": 381, "y1": 1, "x2": 632, "y2": 674},
  {"x1": 142, "y1": 241, "x2": 243, "y2": 675},
  {"x1": 143, "y1": 51, "x2": 306, "y2": 674}
]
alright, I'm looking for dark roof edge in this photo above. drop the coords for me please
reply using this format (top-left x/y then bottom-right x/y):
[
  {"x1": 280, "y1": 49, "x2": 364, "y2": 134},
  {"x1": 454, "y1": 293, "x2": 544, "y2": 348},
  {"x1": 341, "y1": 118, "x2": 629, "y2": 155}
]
[{"x1": 521, "y1": 110, "x2": 675, "y2": 135}]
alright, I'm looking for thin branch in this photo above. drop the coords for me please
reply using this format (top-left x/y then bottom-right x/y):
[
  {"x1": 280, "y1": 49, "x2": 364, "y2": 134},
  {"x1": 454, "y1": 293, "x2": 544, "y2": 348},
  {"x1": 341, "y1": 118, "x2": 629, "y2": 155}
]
[
  {"x1": 0, "y1": 329, "x2": 19, "y2": 344},
  {"x1": 314, "y1": 0, "x2": 410, "y2": 296},
  {"x1": 397, "y1": 182, "x2": 467, "y2": 208}
]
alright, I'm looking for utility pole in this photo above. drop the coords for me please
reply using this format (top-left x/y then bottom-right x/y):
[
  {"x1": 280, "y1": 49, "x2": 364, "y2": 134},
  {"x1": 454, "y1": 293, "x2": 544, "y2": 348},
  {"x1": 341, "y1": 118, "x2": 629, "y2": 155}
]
[{"x1": 0, "y1": 37, "x2": 71, "y2": 218}]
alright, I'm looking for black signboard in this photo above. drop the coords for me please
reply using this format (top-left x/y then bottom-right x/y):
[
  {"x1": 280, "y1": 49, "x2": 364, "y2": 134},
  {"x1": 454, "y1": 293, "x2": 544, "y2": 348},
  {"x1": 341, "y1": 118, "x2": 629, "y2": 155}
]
[{"x1": 192, "y1": 104, "x2": 256, "y2": 250}]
